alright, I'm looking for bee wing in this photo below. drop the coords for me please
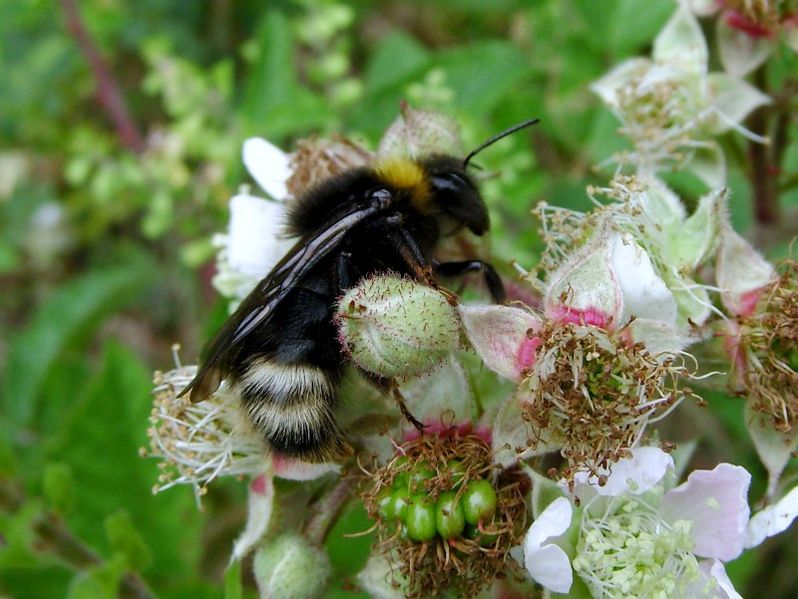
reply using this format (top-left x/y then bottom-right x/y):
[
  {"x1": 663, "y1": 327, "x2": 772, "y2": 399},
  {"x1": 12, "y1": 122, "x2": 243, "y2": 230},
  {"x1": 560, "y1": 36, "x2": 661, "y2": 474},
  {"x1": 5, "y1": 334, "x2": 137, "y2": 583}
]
[{"x1": 181, "y1": 204, "x2": 381, "y2": 403}]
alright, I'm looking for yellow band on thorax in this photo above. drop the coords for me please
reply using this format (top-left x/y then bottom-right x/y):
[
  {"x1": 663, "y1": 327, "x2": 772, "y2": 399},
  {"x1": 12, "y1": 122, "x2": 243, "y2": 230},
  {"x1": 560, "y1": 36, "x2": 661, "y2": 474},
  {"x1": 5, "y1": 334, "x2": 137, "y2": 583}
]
[{"x1": 373, "y1": 157, "x2": 431, "y2": 208}]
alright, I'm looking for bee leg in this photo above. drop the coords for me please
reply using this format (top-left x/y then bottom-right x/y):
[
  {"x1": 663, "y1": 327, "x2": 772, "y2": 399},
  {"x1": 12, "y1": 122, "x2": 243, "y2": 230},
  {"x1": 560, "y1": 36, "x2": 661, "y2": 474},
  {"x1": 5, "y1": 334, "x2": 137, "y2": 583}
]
[
  {"x1": 433, "y1": 259, "x2": 506, "y2": 303},
  {"x1": 358, "y1": 370, "x2": 426, "y2": 432},
  {"x1": 385, "y1": 217, "x2": 434, "y2": 283},
  {"x1": 385, "y1": 220, "x2": 457, "y2": 304},
  {"x1": 391, "y1": 384, "x2": 426, "y2": 433}
]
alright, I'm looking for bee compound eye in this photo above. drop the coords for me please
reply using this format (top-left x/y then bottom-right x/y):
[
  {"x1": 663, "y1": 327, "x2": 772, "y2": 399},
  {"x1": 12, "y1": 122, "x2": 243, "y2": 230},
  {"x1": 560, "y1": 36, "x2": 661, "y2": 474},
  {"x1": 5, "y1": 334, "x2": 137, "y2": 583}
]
[{"x1": 369, "y1": 188, "x2": 393, "y2": 210}]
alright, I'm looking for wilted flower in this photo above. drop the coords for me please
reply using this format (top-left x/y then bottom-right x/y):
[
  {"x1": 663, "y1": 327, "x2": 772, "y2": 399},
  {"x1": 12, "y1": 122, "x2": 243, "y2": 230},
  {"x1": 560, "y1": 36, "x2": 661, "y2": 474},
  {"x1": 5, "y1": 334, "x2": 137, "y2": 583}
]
[
  {"x1": 737, "y1": 260, "x2": 798, "y2": 432},
  {"x1": 688, "y1": 0, "x2": 798, "y2": 76},
  {"x1": 535, "y1": 176, "x2": 723, "y2": 330},
  {"x1": 523, "y1": 447, "x2": 751, "y2": 599},
  {"x1": 592, "y1": 5, "x2": 770, "y2": 186}
]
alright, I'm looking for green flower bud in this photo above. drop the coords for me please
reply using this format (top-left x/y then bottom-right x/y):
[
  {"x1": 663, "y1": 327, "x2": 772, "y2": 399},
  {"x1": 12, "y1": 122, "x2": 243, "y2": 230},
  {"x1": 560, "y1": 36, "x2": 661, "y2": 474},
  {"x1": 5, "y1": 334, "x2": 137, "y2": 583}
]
[
  {"x1": 462, "y1": 480, "x2": 498, "y2": 525},
  {"x1": 435, "y1": 491, "x2": 465, "y2": 540},
  {"x1": 337, "y1": 276, "x2": 460, "y2": 380},
  {"x1": 253, "y1": 532, "x2": 331, "y2": 599},
  {"x1": 406, "y1": 495, "x2": 437, "y2": 542}
]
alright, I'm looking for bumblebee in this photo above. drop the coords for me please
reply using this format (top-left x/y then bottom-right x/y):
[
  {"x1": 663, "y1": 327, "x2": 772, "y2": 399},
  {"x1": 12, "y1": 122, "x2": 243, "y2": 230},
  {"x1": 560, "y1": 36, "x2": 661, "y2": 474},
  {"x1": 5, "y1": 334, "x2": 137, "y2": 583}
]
[{"x1": 181, "y1": 119, "x2": 539, "y2": 461}]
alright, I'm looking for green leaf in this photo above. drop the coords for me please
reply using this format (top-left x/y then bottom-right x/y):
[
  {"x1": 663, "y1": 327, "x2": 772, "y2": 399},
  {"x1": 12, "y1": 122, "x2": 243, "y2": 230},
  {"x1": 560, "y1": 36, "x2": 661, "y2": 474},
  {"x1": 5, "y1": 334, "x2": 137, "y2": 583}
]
[
  {"x1": 104, "y1": 510, "x2": 153, "y2": 572},
  {"x1": 54, "y1": 342, "x2": 202, "y2": 581},
  {"x1": 364, "y1": 32, "x2": 430, "y2": 96},
  {"x1": 2, "y1": 261, "x2": 153, "y2": 429},
  {"x1": 43, "y1": 463, "x2": 74, "y2": 515},
  {"x1": 438, "y1": 41, "x2": 528, "y2": 114},
  {"x1": 65, "y1": 556, "x2": 125, "y2": 599},
  {"x1": 224, "y1": 559, "x2": 243, "y2": 599}
]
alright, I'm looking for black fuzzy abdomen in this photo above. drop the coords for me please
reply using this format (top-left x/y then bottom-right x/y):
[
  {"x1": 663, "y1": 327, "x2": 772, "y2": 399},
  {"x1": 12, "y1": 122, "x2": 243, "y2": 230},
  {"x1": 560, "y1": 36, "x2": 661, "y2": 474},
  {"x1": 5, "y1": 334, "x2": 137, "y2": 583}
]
[{"x1": 232, "y1": 263, "x2": 349, "y2": 460}]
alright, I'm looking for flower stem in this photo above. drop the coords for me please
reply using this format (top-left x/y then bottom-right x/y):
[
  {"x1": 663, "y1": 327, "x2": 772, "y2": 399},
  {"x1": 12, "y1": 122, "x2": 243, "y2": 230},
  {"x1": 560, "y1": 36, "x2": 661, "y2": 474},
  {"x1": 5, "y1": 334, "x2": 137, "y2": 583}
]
[
  {"x1": 749, "y1": 67, "x2": 779, "y2": 226},
  {"x1": 60, "y1": 0, "x2": 145, "y2": 153},
  {"x1": 303, "y1": 478, "x2": 353, "y2": 546}
]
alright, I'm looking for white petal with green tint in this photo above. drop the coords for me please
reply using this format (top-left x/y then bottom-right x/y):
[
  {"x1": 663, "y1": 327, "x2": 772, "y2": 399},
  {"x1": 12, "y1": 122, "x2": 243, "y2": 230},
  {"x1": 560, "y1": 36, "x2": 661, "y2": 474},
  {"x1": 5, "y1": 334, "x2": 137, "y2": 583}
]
[
  {"x1": 654, "y1": 7, "x2": 708, "y2": 74},
  {"x1": 706, "y1": 73, "x2": 771, "y2": 135}
]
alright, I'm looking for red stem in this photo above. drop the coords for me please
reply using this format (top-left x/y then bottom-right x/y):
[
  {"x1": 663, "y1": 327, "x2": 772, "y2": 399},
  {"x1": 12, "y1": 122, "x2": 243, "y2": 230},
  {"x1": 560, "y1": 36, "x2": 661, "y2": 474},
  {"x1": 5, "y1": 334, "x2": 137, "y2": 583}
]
[{"x1": 60, "y1": 0, "x2": 145, "y2": 153}]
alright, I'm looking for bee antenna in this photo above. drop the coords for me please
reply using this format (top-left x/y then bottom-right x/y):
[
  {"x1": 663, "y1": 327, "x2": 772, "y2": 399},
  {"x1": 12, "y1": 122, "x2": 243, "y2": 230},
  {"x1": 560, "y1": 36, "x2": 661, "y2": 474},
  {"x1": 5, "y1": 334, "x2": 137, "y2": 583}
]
[{"x1": 462, "y1": 118, "x2": 540, "y2": 169}]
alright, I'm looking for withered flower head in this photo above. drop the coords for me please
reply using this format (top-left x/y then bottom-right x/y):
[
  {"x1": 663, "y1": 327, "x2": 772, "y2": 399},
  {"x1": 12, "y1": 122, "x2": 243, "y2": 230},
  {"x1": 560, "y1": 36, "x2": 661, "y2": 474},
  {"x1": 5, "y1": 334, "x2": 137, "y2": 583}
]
[
  {"x1": 519, "y1": 322, "x2": 693, "y2": 483},
  {"x1": 741, "y1": 260, "x2": 798, "y2": 432}
]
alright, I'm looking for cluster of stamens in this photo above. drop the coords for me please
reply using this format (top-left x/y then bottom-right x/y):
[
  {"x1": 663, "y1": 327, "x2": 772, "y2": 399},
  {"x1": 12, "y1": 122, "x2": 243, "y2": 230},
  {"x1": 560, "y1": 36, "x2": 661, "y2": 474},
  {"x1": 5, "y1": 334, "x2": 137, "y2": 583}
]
[{"x1": 145, "y1": 364, "x2": 266, "y2": 503}]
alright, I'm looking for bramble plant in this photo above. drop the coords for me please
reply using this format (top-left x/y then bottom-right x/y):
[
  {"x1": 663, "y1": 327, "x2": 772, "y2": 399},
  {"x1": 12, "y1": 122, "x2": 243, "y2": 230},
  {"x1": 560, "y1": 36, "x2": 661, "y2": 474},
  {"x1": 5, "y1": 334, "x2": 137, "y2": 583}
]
[
  {"x1": 150, "y1": 0, "x2": 798, "y2": 588},
  {"x1": 4, "y1": 1, "x2": 798, "y2": 598}
]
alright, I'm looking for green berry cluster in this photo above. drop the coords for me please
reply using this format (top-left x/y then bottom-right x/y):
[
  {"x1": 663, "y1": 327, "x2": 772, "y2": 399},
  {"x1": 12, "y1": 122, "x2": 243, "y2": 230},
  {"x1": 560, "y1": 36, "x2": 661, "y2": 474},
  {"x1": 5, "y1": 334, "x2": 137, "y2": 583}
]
[{"x1": 376, "y1": 458, "x2": 498, "y2": 544}]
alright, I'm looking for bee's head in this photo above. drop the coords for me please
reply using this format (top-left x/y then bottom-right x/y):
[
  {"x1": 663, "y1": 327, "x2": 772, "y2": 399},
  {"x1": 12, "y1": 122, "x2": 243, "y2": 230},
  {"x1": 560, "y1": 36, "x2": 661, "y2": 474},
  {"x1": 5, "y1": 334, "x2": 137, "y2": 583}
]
[{"x1": 423, "y1": 155, "x2": 489, "y2": 236}]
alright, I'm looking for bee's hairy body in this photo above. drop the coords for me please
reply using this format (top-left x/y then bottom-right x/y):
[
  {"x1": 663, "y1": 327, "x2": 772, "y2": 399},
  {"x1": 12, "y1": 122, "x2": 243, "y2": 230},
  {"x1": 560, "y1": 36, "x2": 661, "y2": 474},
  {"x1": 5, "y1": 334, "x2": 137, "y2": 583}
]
[{"x1": 183, "y1": 154, "x2": 505, "y2": 462}]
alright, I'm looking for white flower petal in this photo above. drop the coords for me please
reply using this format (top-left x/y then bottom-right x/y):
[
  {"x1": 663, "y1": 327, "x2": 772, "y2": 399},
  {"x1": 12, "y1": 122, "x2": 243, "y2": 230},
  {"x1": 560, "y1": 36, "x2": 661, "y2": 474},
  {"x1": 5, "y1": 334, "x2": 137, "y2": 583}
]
[
  {"x1": 591, "y1": 58, "x2": 650, "y2": 108},
  {"x1": 227, "y1": 193, "x2": 292, "y2": 279},
  {"x1": 573, "y1": 447, "x2": 674, "y2": 497},
  {"x1": 654, "y1": 7, "x2": 708, "y2": 74},
  {"x1": 661, "y1": 463, "x2": 751, "y2": 561},
  {"x1": 459, "y1": 305, "x2": 544, "y2": 382},
  {"x1": 744, "y1": 485, "x2": 798, "y2": 549},
  {"x1": 699, "y1": 559, "x2": 743, "y2": 599},
  {"x1": 718, "y1": 16, "x2": 776, "y2": 77},
  {"x1": 242, "y1": 137, "x2": 292, "y2": 200},
  {"x1": 707, "y1": 73, "x2": 771, "y2": 135},
  {"x1": 232, "y1": 473, "x2": 275, "y2": 560},
  {"x1": 611, "y1": 233, "x2": 677, "y2": 327},
  {"x1": 716, "y1": 223, "x2": 775, "y2": 316},
  {"x1": 523, "y1": 497, "x2": 574, "y2": 594}
]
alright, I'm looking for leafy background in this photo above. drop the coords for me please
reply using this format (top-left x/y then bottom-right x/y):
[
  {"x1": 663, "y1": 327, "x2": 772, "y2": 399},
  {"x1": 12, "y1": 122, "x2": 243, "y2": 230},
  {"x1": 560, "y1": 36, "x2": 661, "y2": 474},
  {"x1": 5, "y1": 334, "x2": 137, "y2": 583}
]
[{"x1": 1, "y1": 0, "x2": 797, "y2": 597}]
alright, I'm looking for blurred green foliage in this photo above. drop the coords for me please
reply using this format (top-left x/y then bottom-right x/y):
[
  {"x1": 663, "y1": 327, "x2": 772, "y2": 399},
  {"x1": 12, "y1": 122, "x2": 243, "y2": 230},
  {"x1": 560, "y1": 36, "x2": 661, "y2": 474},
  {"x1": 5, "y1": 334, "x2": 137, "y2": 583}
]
[{"x1": 1, "y1": 0, "x2": 796, "y2": 597}]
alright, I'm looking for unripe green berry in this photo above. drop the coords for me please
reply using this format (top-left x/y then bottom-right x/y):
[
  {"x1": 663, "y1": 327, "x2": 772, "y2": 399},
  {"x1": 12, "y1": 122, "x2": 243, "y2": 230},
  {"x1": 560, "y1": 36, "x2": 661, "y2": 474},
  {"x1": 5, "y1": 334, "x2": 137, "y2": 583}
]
[
  {"x1": 377, "y1": 489, "x2": 395, "y2": 521},
  {"x1": 435, "y1": 491, "x2": 465, "y2": 539},
  {"x1": 447, "y1": 459, "x2": 466, "y2": 489},
  {"x1": 462, "y1": 479, "x2": 498, "y2": 525},
  {"x1": 391, "y1": 487, "x2": 411, "y2": 522},
  {"x1": 409, "y1": 461, "x2": 435, "y2": 493},
  {"x1": 406, "y1": 495, "x2": 437, "y2": 542},
  {"x1": 393, "y1": 471, "x2": 411, "y2": 489},
  {"x1": 464, "y1": 522, "x2": 498, "y2": 547}
]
